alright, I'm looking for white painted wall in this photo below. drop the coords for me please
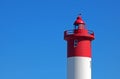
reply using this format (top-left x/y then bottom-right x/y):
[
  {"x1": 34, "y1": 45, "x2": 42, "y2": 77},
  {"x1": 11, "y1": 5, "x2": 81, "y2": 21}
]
[{"x1": 67, "y1": 57, "x2": 91, "y2": 79}]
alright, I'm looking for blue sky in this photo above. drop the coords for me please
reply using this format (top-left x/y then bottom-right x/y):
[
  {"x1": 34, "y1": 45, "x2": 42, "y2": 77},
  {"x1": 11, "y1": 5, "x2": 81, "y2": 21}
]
[{"x1": 0, "y1": 0, "x2": 120, "y2": 79}]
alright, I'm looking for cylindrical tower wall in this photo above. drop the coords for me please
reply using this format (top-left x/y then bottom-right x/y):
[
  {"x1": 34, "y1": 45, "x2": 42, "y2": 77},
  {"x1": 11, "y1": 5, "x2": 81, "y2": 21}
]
[
  {"x1": 67, "y1": 39, "x2": 92, "y2": 57},
  {"x1": 67, "y1": 57, "x2": 91, "y2": 79}
]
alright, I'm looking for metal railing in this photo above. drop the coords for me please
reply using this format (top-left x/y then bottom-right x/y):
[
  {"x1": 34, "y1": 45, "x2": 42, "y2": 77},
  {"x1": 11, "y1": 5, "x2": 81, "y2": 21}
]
[
  {"x1": 88, "y1": 30, "x2": 94, "y2": 35},
  {"x1": 65, "y1": 30, "x2": 74, "y2": 35},
  {"x1": 65, "y1": 29, "x2": 94, "y2": 36}
]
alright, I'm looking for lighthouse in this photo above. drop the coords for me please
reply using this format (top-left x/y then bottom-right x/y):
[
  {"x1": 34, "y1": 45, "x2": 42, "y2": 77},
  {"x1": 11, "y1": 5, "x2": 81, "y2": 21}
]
[{"x1": 64, "y1": 16, "x2": 95, "y2": 79}]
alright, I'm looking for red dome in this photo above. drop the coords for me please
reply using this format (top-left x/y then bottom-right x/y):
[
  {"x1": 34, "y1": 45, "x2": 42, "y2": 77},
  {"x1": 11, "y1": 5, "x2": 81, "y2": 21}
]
[{"x1": 73, "y1": 16, "x2": 85, "y2": 25}]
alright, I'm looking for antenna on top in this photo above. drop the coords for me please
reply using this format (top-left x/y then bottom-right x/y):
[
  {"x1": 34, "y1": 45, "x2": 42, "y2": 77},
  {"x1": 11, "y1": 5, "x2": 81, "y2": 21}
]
[{"x1": 78, "y1": 13, "x2": 82, "y2": 16}]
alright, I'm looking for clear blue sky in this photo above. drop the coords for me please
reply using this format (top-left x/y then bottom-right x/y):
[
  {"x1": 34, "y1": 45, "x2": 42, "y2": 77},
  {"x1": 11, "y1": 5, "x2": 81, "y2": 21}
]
[{"x1": 0, "y1": 0, "x2": 120, "y2": 79}]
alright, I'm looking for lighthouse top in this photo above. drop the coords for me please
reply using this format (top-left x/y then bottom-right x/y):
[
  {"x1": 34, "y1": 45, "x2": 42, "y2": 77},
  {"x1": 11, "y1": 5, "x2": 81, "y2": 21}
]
[
  {"x1": 64, "y1": 16, "x2": 95, "y2": 57},
  {"x1": 73, "y1": 16, "x2": 85, "y2": 26},
  {"x1": 64, "y1": 16, "x2": 95, "y2": 41}
]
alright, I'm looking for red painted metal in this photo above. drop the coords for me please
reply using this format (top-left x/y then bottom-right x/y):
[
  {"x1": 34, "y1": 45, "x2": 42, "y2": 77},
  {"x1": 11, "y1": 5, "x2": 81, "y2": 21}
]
[
  {"x1": 64, "y1": 16, "x2": 94, "y2": 58},
  {"x1": 74, "y1": 16, "x2": 85, "y2": 26}
]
